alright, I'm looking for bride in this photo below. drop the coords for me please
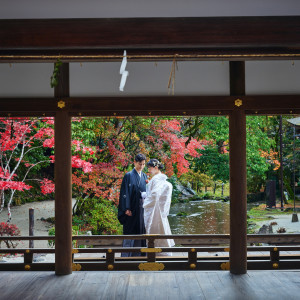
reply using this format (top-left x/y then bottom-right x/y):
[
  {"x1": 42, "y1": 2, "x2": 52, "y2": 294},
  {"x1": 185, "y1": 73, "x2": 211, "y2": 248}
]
[{"x1": 142, "y1": 159, "x2": 175, "y2": 250}]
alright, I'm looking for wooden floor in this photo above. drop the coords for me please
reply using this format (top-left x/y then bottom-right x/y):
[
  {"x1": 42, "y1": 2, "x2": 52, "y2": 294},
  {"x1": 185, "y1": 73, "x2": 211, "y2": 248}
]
[{"x1": 0, "y1": 271, "x2": 300, "y2": 299}]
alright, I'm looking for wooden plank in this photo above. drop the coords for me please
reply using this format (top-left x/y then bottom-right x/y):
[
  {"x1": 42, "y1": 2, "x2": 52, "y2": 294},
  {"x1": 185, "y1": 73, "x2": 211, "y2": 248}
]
[
  {"x1": 74, "y1": 253, "x2": 300, "y2": 263},
  {"x1": 0, "y1": 248, "x2": 55, "y2": 253},
  {"x1": 85, "y1": 272, "x2": 110, "y2": 298},
  {"x1": 153, "y1": 273, "x2": 180, "y2": 300},
  {"x1": 2, "y1": 48, "x2": 300, "y2": 63},
  {"x1": 0, "y1": 272, "x2": 41, "y2": 299},
  {"x1": 127, "y1": 273, "x2": 179, "y2": 300},
  {"x1": 73, "y1": 234, "x2": 230, "y2": 240},
  {"x1": 77, "y1": 239, "x2": 123, "y2": 247},
  {"x1": 246, "y1": 272, "x2": 278, "y2": 299},
  {"x1": 0, "y1": 271, "x2": 300, "y2": 299},
  {"x1": 0, "y1": 96, "x2": 299, "y2": 117},
  {"x1": 276, "y1": 272, "x2": 300, "y2": 299},
  {"x1": 195, "y1": 272, "x2": 223, "y2": 299},
  {"x1": 101, "y1": 273, "x2": 130, "y2": 299},
  {"x1": 247, "y1": 260, "x2": 300, "y2": 270},
  {"x1": 215, "y1": 272, "x2": 245, "y2": 299},
  {"x1": 68, "y1": 96, "x2": 232, "y2": 115},
  {"x1": 221, "y1": 272, "x2": 260, "y2": 299},
  {"x1": 236, "y1": 272, "x2": 269, "y2": 299},
  {"x1": 75, "y1": 261, "x2": 228, "y2": 271},
  {"x1": 1, "y1": 17, "x2": 300, "y2": 57},
  {"x1": 265, "y1": 271, "x2": 299, "y2": 300},
  {"x1": 247, "y1": 234, "x2": 300, "y2": 244},
  {"x1": 125, "y1": 272, "x2": 154, "y2": 300},
  {"x1": 1, "y1": 233, "x2": 299, "y2": 244},
  {"x1": 229, "y1": 62, "x2": 247, "y2": 275},
  {"x1": 0, "y1": 236, "x2": 54, "y2": 241},
  {"x1": 175, "y1": 272, "x2": 205, "y2": 299},
  {"x1": 281, "y1": 271, "x2": 300, "y2": 285},
  {"x1": 3, "y1": 47, "x2": 300, "y2": 62},
  {"x1": 54, "y1": 63, "x2": 72, "y2": 275},
  {"x1": 0, "y1": 263, "x2": 55, "y2": 271}
]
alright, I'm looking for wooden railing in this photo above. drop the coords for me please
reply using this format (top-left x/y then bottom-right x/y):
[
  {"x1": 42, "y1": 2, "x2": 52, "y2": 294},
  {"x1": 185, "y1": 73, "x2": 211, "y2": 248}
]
[{"x1": 0, "y1": 234, "x2": 300, "y2": 271}]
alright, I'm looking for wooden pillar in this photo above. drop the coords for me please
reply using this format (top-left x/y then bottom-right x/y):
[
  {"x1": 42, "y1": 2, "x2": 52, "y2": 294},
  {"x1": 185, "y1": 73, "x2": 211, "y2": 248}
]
[
  {"x1": 29, "y1": 208, "x2": 34, "y2": 248},
  {"x1": 229, "y1": 61, "x2": 247, "y2": 274},
  {"x1": 54, "y1": 63, "x2": 72, "y2": 275}
]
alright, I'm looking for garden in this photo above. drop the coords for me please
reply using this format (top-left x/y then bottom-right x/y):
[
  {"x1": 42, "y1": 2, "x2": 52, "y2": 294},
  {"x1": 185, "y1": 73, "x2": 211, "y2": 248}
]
[{"x1": 0, "y1": 115, "x2": 299, "y2": 245}]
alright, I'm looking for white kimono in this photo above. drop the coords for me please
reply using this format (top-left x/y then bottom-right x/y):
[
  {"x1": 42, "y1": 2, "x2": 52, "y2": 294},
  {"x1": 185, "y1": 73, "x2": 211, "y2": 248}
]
[{"x1": 143, "y1": 173, "x2": 175, "y2": 248}]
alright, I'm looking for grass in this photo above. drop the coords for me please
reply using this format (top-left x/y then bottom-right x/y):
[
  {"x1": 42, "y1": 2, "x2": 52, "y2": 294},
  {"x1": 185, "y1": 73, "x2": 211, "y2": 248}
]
[
  {"x1": 248, "y1": 204, "x2": 293, "y2": 221},
  {"x1": 247, "y1": 202, "x2": 299, "y2": 233}
]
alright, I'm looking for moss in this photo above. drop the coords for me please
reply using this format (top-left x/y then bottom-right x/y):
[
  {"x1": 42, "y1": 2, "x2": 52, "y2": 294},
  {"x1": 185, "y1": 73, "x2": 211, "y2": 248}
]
[{"x1": 176, "y1": 211, "x2": 188, "y2": 217}]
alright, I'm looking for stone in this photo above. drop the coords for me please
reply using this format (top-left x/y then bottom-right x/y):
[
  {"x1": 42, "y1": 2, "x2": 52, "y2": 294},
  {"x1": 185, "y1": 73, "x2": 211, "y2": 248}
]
[{"x1": 257, "y1": 224, "x2": 273, "y2": 234}]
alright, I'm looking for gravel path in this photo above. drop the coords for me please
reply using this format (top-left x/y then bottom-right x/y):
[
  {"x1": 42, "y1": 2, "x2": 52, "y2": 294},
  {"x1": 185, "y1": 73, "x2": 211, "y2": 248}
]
[
  {"x1": 256, "y1": 213, "x2": 300, "y2": 233},
  {"x1": 0, "y1": 200, "x2": 59, "y2": 262},
  {"x1": 0, "y1": 200, "x2": 57, "y2": 249}
]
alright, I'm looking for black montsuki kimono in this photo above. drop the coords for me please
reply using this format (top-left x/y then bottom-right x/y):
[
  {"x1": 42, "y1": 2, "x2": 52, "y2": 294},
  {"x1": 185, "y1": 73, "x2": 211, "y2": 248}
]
[{"x1": 118, "y1": 169, "x2": 147, "y2": 256}]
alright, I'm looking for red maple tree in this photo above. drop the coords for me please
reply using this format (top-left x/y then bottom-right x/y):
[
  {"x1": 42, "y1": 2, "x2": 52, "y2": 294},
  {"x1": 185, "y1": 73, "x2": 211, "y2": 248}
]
[
  {"x1": 71, "y1": 117, "x2": 208, "y2": 209},
  {"x1": 0, "y1": 116, "x2": 208, "y2": 219},
  {"x1": 0, "y1": 117, "x2": 94, "y2": 221}
]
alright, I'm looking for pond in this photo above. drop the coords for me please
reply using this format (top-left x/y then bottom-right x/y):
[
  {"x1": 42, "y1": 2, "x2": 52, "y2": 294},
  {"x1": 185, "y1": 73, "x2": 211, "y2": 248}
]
[
  {"x1": 168, "y1": 200, "x2": 230, "y2": 235},
  {"x1": 168, "y1": 200, "x2": 271, "y2": 234}
]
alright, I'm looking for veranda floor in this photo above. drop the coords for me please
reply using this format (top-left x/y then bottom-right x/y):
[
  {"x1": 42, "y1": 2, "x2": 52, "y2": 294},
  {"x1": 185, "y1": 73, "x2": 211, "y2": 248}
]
[{"x1": 0, "y1": 270, "x2": 299, "y2": 300}]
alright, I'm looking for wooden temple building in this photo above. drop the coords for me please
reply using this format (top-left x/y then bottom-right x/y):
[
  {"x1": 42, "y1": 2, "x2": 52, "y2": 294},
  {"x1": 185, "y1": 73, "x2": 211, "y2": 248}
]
[{"x1": 0, "y1": 1, "x2": 300, "y2": 298}]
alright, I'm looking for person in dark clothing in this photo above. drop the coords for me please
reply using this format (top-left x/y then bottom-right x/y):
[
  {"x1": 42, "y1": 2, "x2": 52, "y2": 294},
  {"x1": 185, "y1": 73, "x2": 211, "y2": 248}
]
[{"x1": 118, "y1": 153, "x2": 147, "y2": 256}]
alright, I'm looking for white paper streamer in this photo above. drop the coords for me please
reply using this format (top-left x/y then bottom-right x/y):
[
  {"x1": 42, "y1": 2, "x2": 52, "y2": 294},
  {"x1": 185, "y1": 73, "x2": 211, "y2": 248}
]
[
  {"x1": 119, "y1": 50, "x2": 129, "y2": 91},
  {"x1": 119, "y1": 70, "x2": 129, "y2": 92}
]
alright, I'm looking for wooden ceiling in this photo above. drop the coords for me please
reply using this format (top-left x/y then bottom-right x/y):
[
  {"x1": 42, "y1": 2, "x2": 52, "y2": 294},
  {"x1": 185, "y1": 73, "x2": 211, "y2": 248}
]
[
  {"x1": 0, "y1": 16, "x2": 299, "y2": 116},
  {"x1": 1, "y1": 16, "x2": 300, "y2": 62}
]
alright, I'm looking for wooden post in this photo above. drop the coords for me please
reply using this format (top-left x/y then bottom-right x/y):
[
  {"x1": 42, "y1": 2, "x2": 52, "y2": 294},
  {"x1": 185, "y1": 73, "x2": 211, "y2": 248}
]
[
  {"x1": 229, "y1": 61, "x2": 247, "y2": 274},
  {"x1": 29, "y1": 208, "x2": 34, "y2": 248},
  {"x1": 147, "y1": 237, "x2": 156, "y2": 262},
  {"x1": 54, "y1": 63, "x2": 72, "y2": 275}
]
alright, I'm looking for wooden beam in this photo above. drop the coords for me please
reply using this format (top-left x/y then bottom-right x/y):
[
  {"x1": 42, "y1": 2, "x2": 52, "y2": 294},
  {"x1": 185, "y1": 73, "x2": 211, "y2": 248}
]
[
  {"x1": 1, "y1": 48, "x2": 300, "y2": 63},
  {"x1": 0, "y1": 17, "x2": 300, "y2": 61},
  {"x1": 229, "y1": 62, "x2": 247, "y2": 274},
  {"x1": 0, "y1": 95, "x2": 299, "y2": 117},
  {"x1": 54, "y1": 63, "x2": 72, "y2": 275}
]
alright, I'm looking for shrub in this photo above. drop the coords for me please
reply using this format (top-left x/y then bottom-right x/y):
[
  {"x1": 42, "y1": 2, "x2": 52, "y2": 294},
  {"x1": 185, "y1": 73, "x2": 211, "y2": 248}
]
[
  {"x1": 89, "y1": 199, "x2": 122, "y2": 235},
  {"x1": 48, "y1": 225, "x2": 89, "y2": 248},
  {"x1": 0, "y1": 222, "x2": 21, "y2": 248},
  {"x1": 48, "y1": 198, "x2": 122, "y2": 246},
  {"x1": 200, "y1": 191, "x2": 214, "y2": 199},
  {"x1": 48, "y1": 227, "x2": 55, "y2": 247}
]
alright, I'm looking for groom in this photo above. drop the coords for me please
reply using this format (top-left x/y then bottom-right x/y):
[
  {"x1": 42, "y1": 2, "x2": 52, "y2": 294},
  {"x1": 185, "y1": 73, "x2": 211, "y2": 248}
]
[{"x1": 118, "y1": 153, "x2": 147, "y2": 256}]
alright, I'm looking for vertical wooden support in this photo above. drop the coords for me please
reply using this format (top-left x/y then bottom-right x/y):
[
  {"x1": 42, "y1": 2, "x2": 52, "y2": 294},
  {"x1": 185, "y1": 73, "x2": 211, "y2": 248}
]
[
  {"x1": 229, "y1": 61, "x2": 247, "y2": 274},
  {"x1": 54, "y1": 63, "x2": 72, "y2": 275},
  {"x1": 24, "y1": 251, "x2": 33, "y2": 264},
  {"x1": 29, "y1": 208, "x2": 34, "y2": 248},
  {"x1": 147, "y1": 237, "x2": 156, "y2": 262},
  {"x1": 106, "y1": 250, "x2": 115, "y2": 264},
  {"x1": 270, "y1": 248, "x2": 280, "y2": 262},
  {"x1": 188, "y1": 249, "x2": 197, "y2": 265}
]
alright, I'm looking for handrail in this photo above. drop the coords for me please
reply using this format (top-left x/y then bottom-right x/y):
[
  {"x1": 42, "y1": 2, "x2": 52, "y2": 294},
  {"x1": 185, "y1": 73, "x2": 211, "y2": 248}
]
[
  {"x1": 0, "y1": 236, "x2": 54, "y2": 240},
  {"x1": 0, "y1": 233, "x2": 299, "y2": 242},
  {"x1": 0, "y1": 234, "x2": 300, "y2": 271}
]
